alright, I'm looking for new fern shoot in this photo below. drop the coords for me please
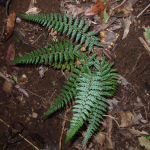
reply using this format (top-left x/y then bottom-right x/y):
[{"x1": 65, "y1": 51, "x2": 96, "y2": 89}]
[{"x1": 11, "y1": 12, "x2": 118, "y2": 147}]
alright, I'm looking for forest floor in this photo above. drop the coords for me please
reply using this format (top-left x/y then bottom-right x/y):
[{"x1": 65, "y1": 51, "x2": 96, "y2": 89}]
[{"x1": 0, "y1": 0, "x2": 150, "y2": 150}]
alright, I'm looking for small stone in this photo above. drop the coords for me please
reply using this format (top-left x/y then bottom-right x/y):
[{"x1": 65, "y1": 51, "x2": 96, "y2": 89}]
[{"x1": 32, "y1": 112, "x2": 38, "y2": 118}]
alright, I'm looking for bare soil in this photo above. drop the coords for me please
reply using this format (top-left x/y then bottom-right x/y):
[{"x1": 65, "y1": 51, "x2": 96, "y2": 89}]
[{"x1": 0, "y1": 0, "x2": 150, "y2": 150}]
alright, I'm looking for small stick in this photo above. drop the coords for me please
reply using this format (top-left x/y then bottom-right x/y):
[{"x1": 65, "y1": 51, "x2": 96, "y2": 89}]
[
  {"x1": 0, "y1": 71, "x2": 14, "y2": 84},
  {"x1": 136, "y1": 3, "x2": 150, "y2": 18},
  {"x1": 136, "y1": 62, "x2": 149, "y2": 77},
  {"x1": 47, "y1": 90, "x2": 56, "y2": 102},
  {"x1": 138, "y1": 37, "x2": 150, "y2": 54},
  {"x1": 26, "y1": 89, "x2": 47, "y2": 101},
  {"x1": 31, "y1": 33, "x2": 44, "y2": 44},
  {"x1": 59, "y1": 110, "x2": 67, "y2": 150},
  {"x1": 0, "y1": 119, "x2": 40, "y2": 150},
  {"x1": 129, "y1": 52, "x2": 142, "y2": 76},
  {"x1": 5, "y1": 0, "x2": 11, "y2": 17}
]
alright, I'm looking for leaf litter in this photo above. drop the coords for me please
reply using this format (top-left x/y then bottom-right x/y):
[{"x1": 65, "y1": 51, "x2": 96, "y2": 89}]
[{"x1": 0, "y1": 0, "x2": 150, "y2": 149}]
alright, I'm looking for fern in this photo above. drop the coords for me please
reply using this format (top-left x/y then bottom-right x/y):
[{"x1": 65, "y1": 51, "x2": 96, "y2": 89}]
[
  {"x1": 11, "y1": 39, "x2": 85, "y2": 70},
  {"x1": 20, "y1": 13, "x2": 102, "y2": 53},
  {"x1": 10, "y1": 11, "x2": 118, "y2": 147},
  {"x1": 66, "y1": 58, "x2": 117, "y2": 146},
  {"x1": 41, "y1": 54, "x2": 97, "y2": 117}
]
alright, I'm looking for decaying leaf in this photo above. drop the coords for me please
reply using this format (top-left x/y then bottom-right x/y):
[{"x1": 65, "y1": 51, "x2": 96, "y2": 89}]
[
  {"x1": 6, "y1": 43, "x2": 15, "y2": 61},
  {"x1": 119, "y1": 111, "x2": 134, "y2": 127},
  {"x1": 39, "y1": 65, "x2": 47, "y2": 78},
  {"x1": 2, "y1": 12, "x2": 16, "y2": 41},
  {"x1": 133, "y1": 113, "x2": 143, "y2": 124},
  {"x1": 85, "y1": 1, "x2": 106, "y2": 16},
  {"x1": 94, "y1": 132, "x2": 106, "y2": 145},
  {"x1": 25, "y1": 7, "x2": 41, "y2": 14},
  {"x1": 25, "y1": 0, "x2": 40, "y2": 14},
  {"x1": 138, "y1": 136, "x2": 150, "y2": 150},
  {"x1": 105, "y1": 116, "x2": 114, "y2": 149},
  {"x1": 129, "y1": 128, "x2": 149, "y2": 136},
  {"x1": 60, "y1": 2, "x2": 89, "y2": 19},
  {"x1": 3, "y1": 80, "x2": 13, "y2": 93},
  {"x1": 122, "y1": 14, "x2": 133, "y2": 39}
]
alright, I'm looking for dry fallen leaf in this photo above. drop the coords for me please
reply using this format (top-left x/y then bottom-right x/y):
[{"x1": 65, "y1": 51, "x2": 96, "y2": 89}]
[
  {"x1": 138, "y1": 136, "x2": 150, "y2": 150},
  {"x1": 133, "y1": 113, "x2": 143, "y2": 124},
  {"x1": 119, "y1": 111, "x2": 134, "y2": 127},
  {"x1": 122, "y1": 14, "x2": 133, "y2": 39},
  {"x1": 85, "y1": 1, "x2": 106, "y2": 16},
  {"x1": 129, "y1": 128, "x2": 149, "y2": 136},
  {"x1": 3, "y1": 80, "x2": 13, "y2": 93},
  {"x1": 6, "y1": 43, "x2": 15, "y2": 61},
  {"x1": 25, "y1": 7, "x2": 41, "y2": 14},
  {"x1": 39, "y1": 65, "x2": 47, "y2": 78},
  {"x1": 2, "y1": 12, "x2": 16, "y2": 41},
  {"x1": 94, "y1": 132, "x2": 106, "y2": 145},
  {"x1": 25, "y1": 0, "x2": 40, "y2": 14}
]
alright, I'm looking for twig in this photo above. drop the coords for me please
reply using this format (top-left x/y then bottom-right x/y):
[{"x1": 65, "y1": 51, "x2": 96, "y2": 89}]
[
  {"x1": 31, "y1": 33, "x2": 44, "y2": 44},
  {"x1": 26, "y1": 89, "x2": 47, "y2": 101},
  {"x1": 57, "y1": 114, "x2": 70, "y2": 121},
  {"x1": 5, "y1": 0, "x2": 11, "y2": 17},
  {"x1": 138, "y1": 37, "x2": 150, "y2": 54},
  {"x1": 0, "y1": 71, "x2": 14, "y2": 84},
  {"x1": 59, "y1": 110, "x2": 67, "y2": 150},
  {"x1": 14, "y1": 27, "x2": 39, "y2": 49},
  {"x1": 136, "y1": 62, "x2": 149, "y2": 77},
  {"x1": 47, "y1": 90, "x2": 56, "y2": 102},
  {"x1": 129, "y1": 52, "x2": 142, "y2": 75},
  {"x1": 0, "y1": 118, "x2": 40, "y2": 150},
  {"x1": 136, "y1": 3, "x2": 150, "y2": 18}
]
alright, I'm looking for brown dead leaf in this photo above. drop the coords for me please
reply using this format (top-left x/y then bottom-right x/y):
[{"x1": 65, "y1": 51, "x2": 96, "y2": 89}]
[
  {"x1": 6, "y1": 43, "x2": 15, "y2": 61},
  {"x1": 122, "y1": 14, "x2": 133, "y2": 39},
  {"x1": 119, "y1": 111, "x2": 134, "y2": 127},
  {"x1": 105, "y1": 116, "x2": 114, "y2": 149},
  {"x1": 129, "y1": 128, "x2": 149, "y2": 136},
  {"x1": 94, "y1": 132, "x2": 106, "y2": 145},
  {"x1": 3, "y1": 80, "x2": 13, "y2": 93},
  {"x1": 133, "y1": 113, "x2": 143, "y2": 124},
  {"x1": 3, "y1": 12, "x2": 16, "y2": 41},
  {"x1": 85, "y1": 1, "x2": 106, "y2": 16}
]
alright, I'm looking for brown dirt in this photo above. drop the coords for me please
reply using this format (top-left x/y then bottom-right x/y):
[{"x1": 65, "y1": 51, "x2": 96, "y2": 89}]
[{"x1": 0, "y1": 0, "x2": 150, "y2": 150}]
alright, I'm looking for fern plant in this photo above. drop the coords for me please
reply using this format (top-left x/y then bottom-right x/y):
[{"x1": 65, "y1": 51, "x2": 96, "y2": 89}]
[{"x1": 11, "y1": 12, "x2": 118, "y2": 147}]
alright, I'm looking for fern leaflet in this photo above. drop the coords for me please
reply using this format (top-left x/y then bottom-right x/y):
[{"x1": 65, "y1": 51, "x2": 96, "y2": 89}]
[{"x1": 20, "y1": 13, "x2": 102, "y2": 53}]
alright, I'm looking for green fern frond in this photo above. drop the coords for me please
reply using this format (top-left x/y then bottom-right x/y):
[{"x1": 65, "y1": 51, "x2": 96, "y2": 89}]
[
  {"x1": 20, "y1": 13, "x2": 102, "y2": 53},
  {"x1": 42, "y1": 55, "x2": 97, "y2": 117},
  {"x1": 66, "y1": 57, "x2": 118, "y2": 145},
  {"x1": 10, "y1": 40, "x2": 84, "y2": 67}
]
